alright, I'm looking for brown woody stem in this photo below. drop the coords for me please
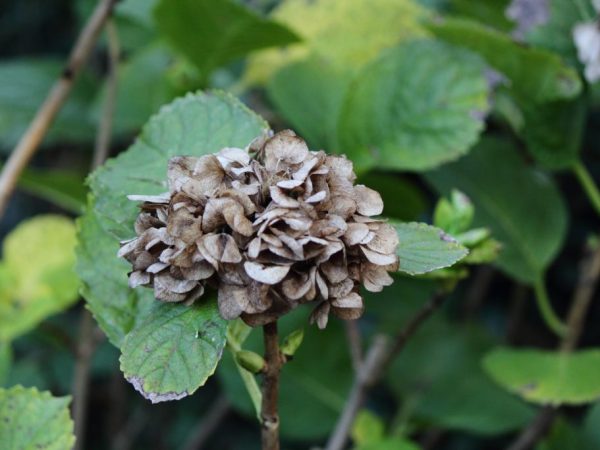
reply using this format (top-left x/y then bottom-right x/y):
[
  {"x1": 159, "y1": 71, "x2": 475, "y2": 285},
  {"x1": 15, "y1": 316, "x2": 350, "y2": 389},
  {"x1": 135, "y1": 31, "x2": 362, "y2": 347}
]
[{"x1": 261, "y1": 321, "x2": 282, "y2": 450}]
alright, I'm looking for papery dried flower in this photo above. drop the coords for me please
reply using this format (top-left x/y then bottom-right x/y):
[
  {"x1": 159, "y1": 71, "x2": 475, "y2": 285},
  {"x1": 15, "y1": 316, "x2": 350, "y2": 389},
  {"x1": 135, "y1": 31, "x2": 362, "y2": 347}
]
[{"x1": 118, "y1": 130, "x2": 398, "y2": 328}]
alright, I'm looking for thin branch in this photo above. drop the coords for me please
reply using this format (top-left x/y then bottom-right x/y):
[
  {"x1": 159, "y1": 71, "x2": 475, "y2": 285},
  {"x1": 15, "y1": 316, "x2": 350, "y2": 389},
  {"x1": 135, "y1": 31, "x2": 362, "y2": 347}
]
[
  {"x1": 533, "y1": 277, "x2": 567, "y2": 338},
  {"x1": 325, "y1": 336, "x2": 390, "y2": 450},
  {"x1": 345, "y1": 320, "x2": 363, "y2": 372},
  {"x1": 93, "y1": 19, "x2": 120, "y2": 168},
  {"x1": 261, "y1": 321, "x2": 282, "y2": 450},
  {"x1": 183, "y1": 396, "x2": 231, "y2": 450},
  {"x1": 72, "y1": 310, "x2": 98, "y2": 450},
  {"x1": 326, "y1": 291, "x2": 448, "y2": 450},
  {"x1": 561, "y1": 243, "x2": 600, "y2": 352},
  {"x1": 0, "y1": 0, "x2": 118, "y2": 218},
  {"x1": 505, "y1": 243, "x2": 600, "y2": 450},
  {"x1": 505, "y1": 406, "x2": 556, "y2": 450},
  {"x1": 380, "y1": 291, "x2": 447, "y2": 373}
]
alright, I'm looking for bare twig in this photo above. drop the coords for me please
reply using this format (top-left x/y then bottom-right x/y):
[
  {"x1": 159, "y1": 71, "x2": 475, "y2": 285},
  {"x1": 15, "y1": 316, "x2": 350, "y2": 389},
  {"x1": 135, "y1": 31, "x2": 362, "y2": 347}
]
[
  {"x1": 93, "y1": 19, "x2": 120, "y2": 168},
  {"x1": 325, "y1": 336, "x2": 390, "y2": 450},
  {"x1": 561, "y1": 244, "x2": 600, "y2": 352},
  {"x1": 0, "y1": 0, "x2": 118, "y2": 218},
  {"x1": 380, "y1": 291, "x2": 447, "y2": 373},
  {"x1": 505, "y1": 406, "x2": 557, "y2": 450},
  {"x1": 72, "y1": 310, "x2": 98, "y2": 450},
  {"x1": 345, "y1": 320, "x2": 363, "y2": 372},
  {"x1": 326, "y1": 291, "x2": 448, "y2": 450},
  {"x1": 183, "y1": 396, "x2": 231, "y2": 450},
  {"x1": 505, "y1": 243, "x2": 600, "y2": 450},
  {"x1": 261, "y1": 321, "x2": 282, "y2": 450}
]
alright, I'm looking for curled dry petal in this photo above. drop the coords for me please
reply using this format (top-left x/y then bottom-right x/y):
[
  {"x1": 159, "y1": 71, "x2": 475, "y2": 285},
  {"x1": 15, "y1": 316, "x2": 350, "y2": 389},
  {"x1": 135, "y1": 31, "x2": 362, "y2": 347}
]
[
  {"x1": 354, "y1": 185, "x2": 384, "y2": 216},
  {"x1": 244, "y1": 261, "x2": 290, "y2": 285}
]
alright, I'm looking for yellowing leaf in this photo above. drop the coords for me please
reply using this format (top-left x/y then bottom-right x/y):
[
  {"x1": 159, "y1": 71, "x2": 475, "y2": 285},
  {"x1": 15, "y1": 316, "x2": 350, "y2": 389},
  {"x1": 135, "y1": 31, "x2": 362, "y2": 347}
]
[
  {"x1": 0, "y1": 386, "x2": 75, "y2": 450},
  {"x1": 245, "y1": 0, "x2": 429, "y2": 85},
  {"x1": 0, "y1": 215, "x2": 79, "y2": 341}
]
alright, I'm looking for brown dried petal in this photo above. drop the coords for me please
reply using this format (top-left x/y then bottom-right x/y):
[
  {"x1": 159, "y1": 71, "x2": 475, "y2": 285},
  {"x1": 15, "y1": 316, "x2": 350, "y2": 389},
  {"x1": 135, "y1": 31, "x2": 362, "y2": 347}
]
[
  {"x1": 354, "y1": 185, "x2": 383, "y2": 216},
  {"x1": 366, "y1": 223, "x2": 399, "y2": 254},
  {"x1": 310, "y1": 302, "x2": 330, "y2": 330},
  {"x1": 244, "y1": 261, "x2": 290, "y2": 284},
  {"x1": 200, "y1": 234, "x2": 242, "y2": 264},
  {"x1": 361, "y1": 246, "x2": 398, "y2": 266},
  {"x1": 343, "y1": 223, "x2": 370, "y2": 246},
  {"x1": 129, "y1": 270, "x2": 151, "y2": 288},
  {"x1": 363, "y1": 264, "x2": 394, "y2": 292},
  {"x1": 264, "y1": 130, "x2": 309, "y2": 171}
]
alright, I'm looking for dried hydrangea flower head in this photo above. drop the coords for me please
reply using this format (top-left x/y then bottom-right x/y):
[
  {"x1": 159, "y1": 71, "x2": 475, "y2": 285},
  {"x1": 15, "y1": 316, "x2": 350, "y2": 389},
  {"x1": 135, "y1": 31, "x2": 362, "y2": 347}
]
[{"x1": 118, "y1": 130, "x2": 399, "y2": 328}]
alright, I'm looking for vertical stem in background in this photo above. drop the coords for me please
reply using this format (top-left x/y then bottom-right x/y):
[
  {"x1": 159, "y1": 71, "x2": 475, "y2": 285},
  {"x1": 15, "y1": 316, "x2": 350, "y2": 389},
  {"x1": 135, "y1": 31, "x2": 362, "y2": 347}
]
[
  {"x1": 573, "y1": 161, "x2": 600, "y2": 219},
  {"x1": 261, "y1": 321, "x2": 281, "y2": 450},
  {"x1": 533, "y1": 278, "x2": 567, "y2": 338},
  {"x1": 73, "y1": 19, "x2": 120, "y2": 450}
]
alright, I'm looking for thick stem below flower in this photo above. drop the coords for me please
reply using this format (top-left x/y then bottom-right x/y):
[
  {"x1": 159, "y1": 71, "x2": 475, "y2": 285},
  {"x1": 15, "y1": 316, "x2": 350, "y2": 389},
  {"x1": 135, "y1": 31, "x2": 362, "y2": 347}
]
[{"x1": 261, "y1": 321, "x2": 281, "y2": 450}]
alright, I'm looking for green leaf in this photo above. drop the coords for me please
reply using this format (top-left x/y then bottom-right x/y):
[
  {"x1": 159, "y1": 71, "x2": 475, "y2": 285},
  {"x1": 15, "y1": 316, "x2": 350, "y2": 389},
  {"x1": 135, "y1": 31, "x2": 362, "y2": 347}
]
[
  {"x1": 0, "y1": 59, "x2": 97, "y2": 150},
  {"x1": 225, "y1": 320, "x2": 262, "y2": 420},
  {"x1": 78, "y1": 92, "x2": 268, "y2": 346},
  {"x1": 433, "y1": 190, "x2": 474, "y2": 235},
  {"x1": 450, "y1": 0, "x2": 512, "y2": 31},
  {"x1": 0, "y1": 342, "x2": 10, "y2": 386},
  {"x1": 0, "y1": 215, "x2": 79, "y2": 341},
  {"x1": 483, "y1": 348, "x2": 600, "y2": 405},
  {"x1": 352, "y1": 410, "x2": 385, "y2": 446},
  {"x1": 338, "y1": 40, "x2": 488, "y2": 172},
  {"x1": 583, "y1": 402, "x2": 600, "y2": 447},
  {"x1": 244, "y1": 0, "x2": 429, "y2": 85},
  {"x1": 0, "y1": 386, "x2": 75, "y2": 450},
  {"x1": 120, "y1": 301, "x2": 227, "y2": 403},
  {"x1": 357, "y1": 439, "x2": 421, "y2": 450},
  {"x1": 76, "y1": 201, "x2": 155, "y2": 348},
  {"x1": 18, "y1": 168, "x2": 87, "y2": 214},
  {"x1": 154, "y1": 0, "x2": 299, "y2": 79},
  {"x1": 429, "y1": 17, "x2": 582, "y2": 103},
  {"x1": 394, "y1": 222, "x2": 469, "y2": 275},
  {"x1": 519, "y1": 96, "x2": 587, "y2": 170},
  {"x1": 425, "y1": 138, "x2": 568, "y2": 284},
  {"x1": 267, "y1": 56, "x2": 353, "y2": 150}
]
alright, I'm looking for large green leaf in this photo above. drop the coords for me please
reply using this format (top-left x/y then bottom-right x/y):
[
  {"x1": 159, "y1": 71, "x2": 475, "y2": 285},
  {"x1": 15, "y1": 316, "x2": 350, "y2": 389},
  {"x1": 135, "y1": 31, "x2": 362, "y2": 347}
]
[
  {"x1": 518, "y1": 96, "x2": 587, "y2": 170},
  {"x1": 0, "y1": 59, "x2": 97, "y2": 150},
  {"x1": 244, "y1": 0, "x2": 429, "y2": 86},
  {"x1": 76, "y1": 202, "x2": 155, "y2": 348},
  {"x1": 429, "y1": 17, "x2": 582, "y2": 103},
  {"x1": 425, "y1": 138, "x2": 568, "y2": 284},
  {"x1": 483, "y1": 348, "x2": 600, "y2": 405},
  {"x1": 0, "y1": 386, "x2": 75, "y2": 450},
  {"x1": 394, "y1": 222, "x2": 469, "y2": 275},
  {"x1": 154, "y1": 0, "x2": 299, "y2": 79},
  {"x1": 338, "y1": 40, "x2": 488, "y2": 172},
  {"x1": 267, "y1": 56, "x2": 353, "y2": 150},
  {"x1": 120, "y1": 301, "x2": 227, "y2": 403},
  {"x1": 0, "y1": 215, "x2": 79, "y2": 341}
]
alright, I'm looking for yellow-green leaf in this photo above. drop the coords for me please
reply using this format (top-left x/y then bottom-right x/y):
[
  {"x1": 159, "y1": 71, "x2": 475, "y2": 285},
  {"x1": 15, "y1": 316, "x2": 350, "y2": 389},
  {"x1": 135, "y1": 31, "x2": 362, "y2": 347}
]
[{"x1": 0, "y1": 215, "x2": 79, "y2": 341}]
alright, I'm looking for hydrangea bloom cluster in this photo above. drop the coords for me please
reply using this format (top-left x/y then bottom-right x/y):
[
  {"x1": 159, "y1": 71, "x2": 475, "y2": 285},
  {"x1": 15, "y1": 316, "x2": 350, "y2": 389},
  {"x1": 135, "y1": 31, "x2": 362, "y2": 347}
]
[{"x1": 118, "y1": 130, "x2": 398, "y2": 328}]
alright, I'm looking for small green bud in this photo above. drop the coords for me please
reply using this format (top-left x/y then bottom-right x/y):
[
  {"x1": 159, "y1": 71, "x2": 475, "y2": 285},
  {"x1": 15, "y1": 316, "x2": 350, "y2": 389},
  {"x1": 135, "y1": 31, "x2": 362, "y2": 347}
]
[
  {"x1": 280, "y1": 328, "x2": 304, "y2": 357},
  {"x1": 235, "y1": 350, "x2": 265, "y2": 374},
  {"x1": 455, "y1": 227, "x2": 490, "y2": 247},
  {"x1": 433, "y1": 190, "x2": 474, "y2": 235}
]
